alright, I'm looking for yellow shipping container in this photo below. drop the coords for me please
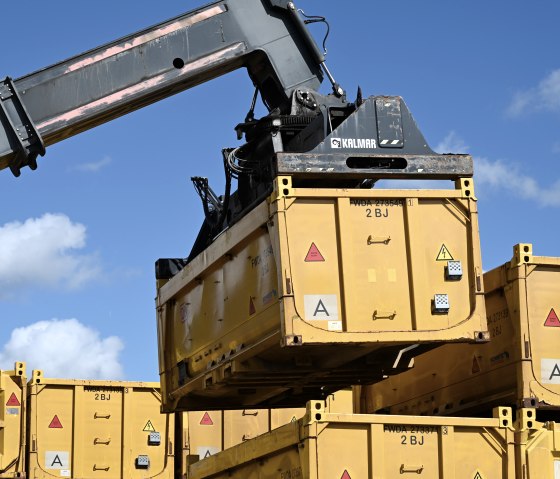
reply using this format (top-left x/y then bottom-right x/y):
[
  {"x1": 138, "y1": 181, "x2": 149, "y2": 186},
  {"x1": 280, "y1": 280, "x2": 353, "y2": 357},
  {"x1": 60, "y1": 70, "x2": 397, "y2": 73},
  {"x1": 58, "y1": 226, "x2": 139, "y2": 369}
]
[
  {"x1": 180, "y1": 389, "x2": 353, "y2": 477},
  {"x1": 27, "y1": 371, "x2": 174, "y2": 479},
  {"x1": 157, "y1": 178, "x2": 487, "y2": 411},
  {"x1": 187, "y1": 401, "x2": 558, "y2": 479},
  {"x1": 359, "y1": 243, "x2": 560, "y2": 416},
  {"x1": 0, "y1": 362, "x2": 26, "y2": 478}
]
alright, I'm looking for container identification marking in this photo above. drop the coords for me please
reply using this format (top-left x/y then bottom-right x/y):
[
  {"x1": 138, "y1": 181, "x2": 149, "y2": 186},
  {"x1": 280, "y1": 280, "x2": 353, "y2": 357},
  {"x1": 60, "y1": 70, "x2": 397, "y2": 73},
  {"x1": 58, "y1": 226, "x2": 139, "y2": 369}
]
[
  {"x1": 384, "y1": 424, "x2": 437, "y2": 446},
  {"x1": 280, "y1": 466, "x2": 302, "y2": 479},
  {"x1": 6, "y1": 392, "x2": 20, "y2": 406},
  {"x1": 545, "y1": 308, "x2": 560, "y2": 327},
  {"x1": 45, "y1": 451, "x2": 69, "y2": 470},
  {"x1": 200, "y1": 412, "x2": 214, "y2": 425},
  {"x1": 542, "y1": 359, "x2": 560, "y2": 384},
  {"x1": 49, "y1": 415, "x2": 63, "y2": 429},
  {"x1": 305, "y1": 242, "x2": 325, "y2": 262},
  {"x1": 304, "y1": 295, "x2": 338, "y2": 321},
  {"x1": 436, "y1": 244, "x2": 454, "y2": 261},
  {"x1": 143, "y1": 420, "x2": 156, "y2": 432}
]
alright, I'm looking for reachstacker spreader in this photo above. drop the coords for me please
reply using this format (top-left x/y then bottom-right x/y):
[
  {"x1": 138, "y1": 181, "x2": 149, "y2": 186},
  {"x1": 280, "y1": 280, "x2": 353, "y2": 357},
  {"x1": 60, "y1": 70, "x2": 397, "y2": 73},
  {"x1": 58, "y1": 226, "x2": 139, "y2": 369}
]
[{"x1": 1, "y1": 1, "x2": 558, "y2": 478}]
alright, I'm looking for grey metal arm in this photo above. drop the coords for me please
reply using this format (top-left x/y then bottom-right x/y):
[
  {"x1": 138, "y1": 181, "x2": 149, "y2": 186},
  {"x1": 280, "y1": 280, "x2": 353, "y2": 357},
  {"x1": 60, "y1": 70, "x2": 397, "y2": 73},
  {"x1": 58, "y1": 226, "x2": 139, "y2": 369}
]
[{"x1": 0, "y1": 0, "x2": 324, "y2": 176}]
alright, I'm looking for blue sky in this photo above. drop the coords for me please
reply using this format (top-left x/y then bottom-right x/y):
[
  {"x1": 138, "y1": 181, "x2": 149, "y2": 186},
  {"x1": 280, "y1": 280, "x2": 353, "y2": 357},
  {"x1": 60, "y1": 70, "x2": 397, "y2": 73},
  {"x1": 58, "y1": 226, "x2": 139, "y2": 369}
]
[{"x1": 0, "y1": 1, "x2": 558, "y2": 381}]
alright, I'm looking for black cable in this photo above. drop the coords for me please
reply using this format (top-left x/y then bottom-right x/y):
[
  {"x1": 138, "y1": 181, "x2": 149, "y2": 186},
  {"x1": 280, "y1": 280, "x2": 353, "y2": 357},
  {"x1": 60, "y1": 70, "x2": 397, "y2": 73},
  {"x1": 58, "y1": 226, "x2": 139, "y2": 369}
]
[{"x1": 299, "y1": 10, "x2": 330, "y2": 56}]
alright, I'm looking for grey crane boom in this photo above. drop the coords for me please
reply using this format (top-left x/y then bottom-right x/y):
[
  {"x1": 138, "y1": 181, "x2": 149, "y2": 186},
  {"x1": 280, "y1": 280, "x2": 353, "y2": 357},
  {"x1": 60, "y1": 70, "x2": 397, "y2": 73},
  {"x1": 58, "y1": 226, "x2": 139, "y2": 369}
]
[{"x1": 0, "y1": 0, "x2": 325, "y2": 176}]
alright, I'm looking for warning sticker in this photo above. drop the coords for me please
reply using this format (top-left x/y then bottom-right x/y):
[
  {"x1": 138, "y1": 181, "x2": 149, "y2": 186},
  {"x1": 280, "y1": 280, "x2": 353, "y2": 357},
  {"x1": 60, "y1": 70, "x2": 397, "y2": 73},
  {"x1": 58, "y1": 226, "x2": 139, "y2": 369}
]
[
  {"x1": 249, "y1": 297, "x2": 256, "y2": 316},
  {"x1": 328, "y1": 320, "x2": 343, "y2": 331},
  {"x1": 197, "y1": 446, "x2": 220, "y2": 459},
  {"x1": 436, "y1": 244, "x2": 454, "y2": 261},
  {"x1": 45, "y1": 451, "x2": 69, "y2": 470},
  {"x1": 340, "y1": 470, "x2": 351, "y2": 479},
  {"x1": 6, "y1": 392, "x2": 20, "y2": 407},
  {"x1": 143, "y1": 420, "x2": 156, "y2": 432},
  {"x1": 200, "y1": 412, "x2": 214, "y2": 426},
  {"x1": 541, "y1": 359, "x2": 560, "y2": 384},
  {"x1": 305, "y1": 243, "x2": 325, "y2": 262},
  {"x1": 545, "y1": 309, "x2": 560, "y2": 327},
  {"x1": 471, "y1": 355, "x2": 481, "y2": 374},
  {"x1": 49, "y1": 415, "x2": 63, "y2": 429},
  {"x1": 473, "y1": 471, "x2": 485, "y2": 479},
  {"x1": 291, "y1": 416, "x2": 297, "y2": 422},
  {"x1": 304, "y1": 295, "x2": 338, "y2": 321}
]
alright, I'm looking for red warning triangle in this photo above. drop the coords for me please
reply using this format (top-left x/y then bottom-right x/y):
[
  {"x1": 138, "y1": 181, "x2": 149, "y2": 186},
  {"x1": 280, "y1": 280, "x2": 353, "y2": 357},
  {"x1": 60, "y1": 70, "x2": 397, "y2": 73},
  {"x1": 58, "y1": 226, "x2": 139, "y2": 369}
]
[
  {"x1": 249, "y1": 297, "x2": 256, "y2": 316},
  {"x1": 200, "y1": 412, "x2": 214, "y2": 426},
  {"x1": 340, "y1": 470, "x2": 352, "y2": 479},
  {"x1": 49, "y1": 415, "x2": 63, "y2": 429},
  {"x1": 472, "y1": 355, "x2": 481, "y2": 374},
  {"x1": 544, "y1": 308, "x2": 560, "y2": 327},
  {"x1": 305, "y1": 242, "x2": 325, "y2": 262},
  {"x1": 6, "y1": 392, "x2": 20, "y2": 407}
]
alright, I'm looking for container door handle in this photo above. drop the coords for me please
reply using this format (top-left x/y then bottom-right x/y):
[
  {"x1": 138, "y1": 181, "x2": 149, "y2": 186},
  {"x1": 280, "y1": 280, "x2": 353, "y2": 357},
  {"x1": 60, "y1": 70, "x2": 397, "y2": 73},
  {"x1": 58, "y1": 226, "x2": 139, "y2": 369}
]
[
  {"x1": 367, "y1": 235, "x2": 391, "y2": 245},
  {"x1": 94, "y1": 437, "x2": 111, "y2": 445},
  {"x1": 372, "y1": 310, "x2": 396, "y2": 321},
  {"x1": 94, "y1": 412, "x2": 111, "y2": 419},
  {"x1": 400, "y1": 464, "x2": 424, "y2": 474},
  {"x1": 242, "y1": 410, "x2": 258, "y2": 416},
  {"x1": 93, "y1": 465, "x2": 110, "y2": 471}
]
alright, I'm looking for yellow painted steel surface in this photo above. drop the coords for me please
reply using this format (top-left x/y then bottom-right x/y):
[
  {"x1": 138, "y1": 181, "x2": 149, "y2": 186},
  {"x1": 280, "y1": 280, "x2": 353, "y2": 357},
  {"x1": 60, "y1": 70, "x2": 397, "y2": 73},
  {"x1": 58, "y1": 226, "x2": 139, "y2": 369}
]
[
  {"x1": 359, "y1": 243, "x2": 560, "y2": 416},
  {"x1": 180, "y1": 389, "x2": 353, "y2": 477},
  {"x1": 27, "y1": 371, "x2": 173, "y2": 479},
  {"x1": 157, "y1": 178, "x2": 487, "y2": 411},
  {"x1": 187, "y1": 401, "x2": 546, "y2": 479},
  {"x1": 0, "y1": 362, "x2": 26, "y2": 478}
]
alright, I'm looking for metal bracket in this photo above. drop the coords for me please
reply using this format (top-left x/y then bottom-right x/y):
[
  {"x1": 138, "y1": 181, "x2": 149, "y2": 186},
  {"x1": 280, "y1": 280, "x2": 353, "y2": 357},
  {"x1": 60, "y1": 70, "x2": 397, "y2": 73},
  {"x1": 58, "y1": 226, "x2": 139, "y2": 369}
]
[{"x1": 0, "y1": 77, "x2": 45, "y2": 176}]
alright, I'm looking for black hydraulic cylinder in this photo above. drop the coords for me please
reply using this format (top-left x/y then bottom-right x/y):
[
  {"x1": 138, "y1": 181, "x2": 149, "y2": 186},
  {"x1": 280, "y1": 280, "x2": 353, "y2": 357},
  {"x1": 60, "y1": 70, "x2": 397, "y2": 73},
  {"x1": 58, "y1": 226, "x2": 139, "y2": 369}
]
[{"x1": 0, "y1": 0, "x2": 323, "y2": 175}]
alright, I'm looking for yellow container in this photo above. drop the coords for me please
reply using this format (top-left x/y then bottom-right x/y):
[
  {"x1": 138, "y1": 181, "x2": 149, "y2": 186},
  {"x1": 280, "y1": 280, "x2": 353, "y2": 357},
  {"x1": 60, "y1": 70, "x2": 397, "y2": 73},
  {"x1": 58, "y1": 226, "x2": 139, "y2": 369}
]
[
  {"x1": 157, "y1": 177, "x2": 487, "y2": 411},
  {"x1": 27, "y1": 371, "x2": 174, "y2": 479},
  {"x1": 359, "y1": 243, "x2": 560, "y2": 416},
  {"x1": 0, "y1": 362, "x2": 26, "y2": 478},
  {"x1": 187, "y1": 401, "x2": 547, "y2": 479},
  {"x1": 180, "y1": 389, "x2": 352, "y2": 477}
]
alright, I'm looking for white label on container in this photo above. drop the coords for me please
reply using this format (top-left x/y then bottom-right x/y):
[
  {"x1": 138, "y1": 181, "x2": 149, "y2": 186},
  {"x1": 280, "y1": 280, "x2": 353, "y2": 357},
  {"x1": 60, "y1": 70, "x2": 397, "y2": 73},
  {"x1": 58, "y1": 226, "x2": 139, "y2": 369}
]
[
  {"x1": 541, "y1": 359, "x2": 560, "y2": 384},
  {"x1": 304, "y1": 295, "x2": 338, "y2": 321},
  {"x1": 6, "y1": 408, "x2": 19, "y2": 415},
  {"x1": 45, "y1": 452, "x2": 69, "y2": 470},
  {"x1": 60, "y1": 470, "x2": 71, "y2": 477},
  {"x1": 328, "y1": 321, "x2": 343, "y2": 331},
  {"x1": 197, "y1": 446, "x2": 221, "y2": 459},
  {"x1": 555, "y1": 461, "x2": 560, "y2": 479}
]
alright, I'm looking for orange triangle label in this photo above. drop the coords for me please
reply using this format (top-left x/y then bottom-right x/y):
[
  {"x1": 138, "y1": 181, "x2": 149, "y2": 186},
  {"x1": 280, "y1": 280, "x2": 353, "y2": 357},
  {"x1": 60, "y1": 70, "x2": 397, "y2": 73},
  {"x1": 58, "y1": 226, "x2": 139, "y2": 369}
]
[
  {"x1": 305, "y1": 243, "x2": 325, "y2": 262},
  {"x1": 6, "y1": 392, "x2": 20, "y2": 407},
  {"x1": 49, "y1": 415, "x2": 63, "y2": 429},
  {"x1": 200, "y1": 412, "x2": 214, "y2": 426},
  {"x1": 249, "y1": 297, "x2": 256, "y2": 315},
  {"x1": 545, "y1": 308, "x2": 560, "y2": 327},
  {"x1": 472, "y1": 355, "x2": 481, "y2": 374},
  {"x1": 341, "y1": 470, "x2": 351, "y2": 479}
]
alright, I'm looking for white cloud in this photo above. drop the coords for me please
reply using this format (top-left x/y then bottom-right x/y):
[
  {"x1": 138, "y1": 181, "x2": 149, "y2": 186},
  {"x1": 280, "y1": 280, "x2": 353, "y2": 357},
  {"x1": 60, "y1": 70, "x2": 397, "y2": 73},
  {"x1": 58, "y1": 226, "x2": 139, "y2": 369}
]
[
  {"x1": 0, "y1": 319, "x2": 124, "y2": 379},
  {"x1": 72, "y1": 156, "x2": 112, "y2": 172},
  {"x1": 507, "y1": 69, "x2": 560, "y2": 117},
  {"x1": 435, "y1": 131, "x2": 469, "y2": 154},
  {"x1": 475, "y1": 157, "x2": 560, "y2": 207},
  {"x1": 0, "y1": 213, "x2": 100, "y2": 297}
]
